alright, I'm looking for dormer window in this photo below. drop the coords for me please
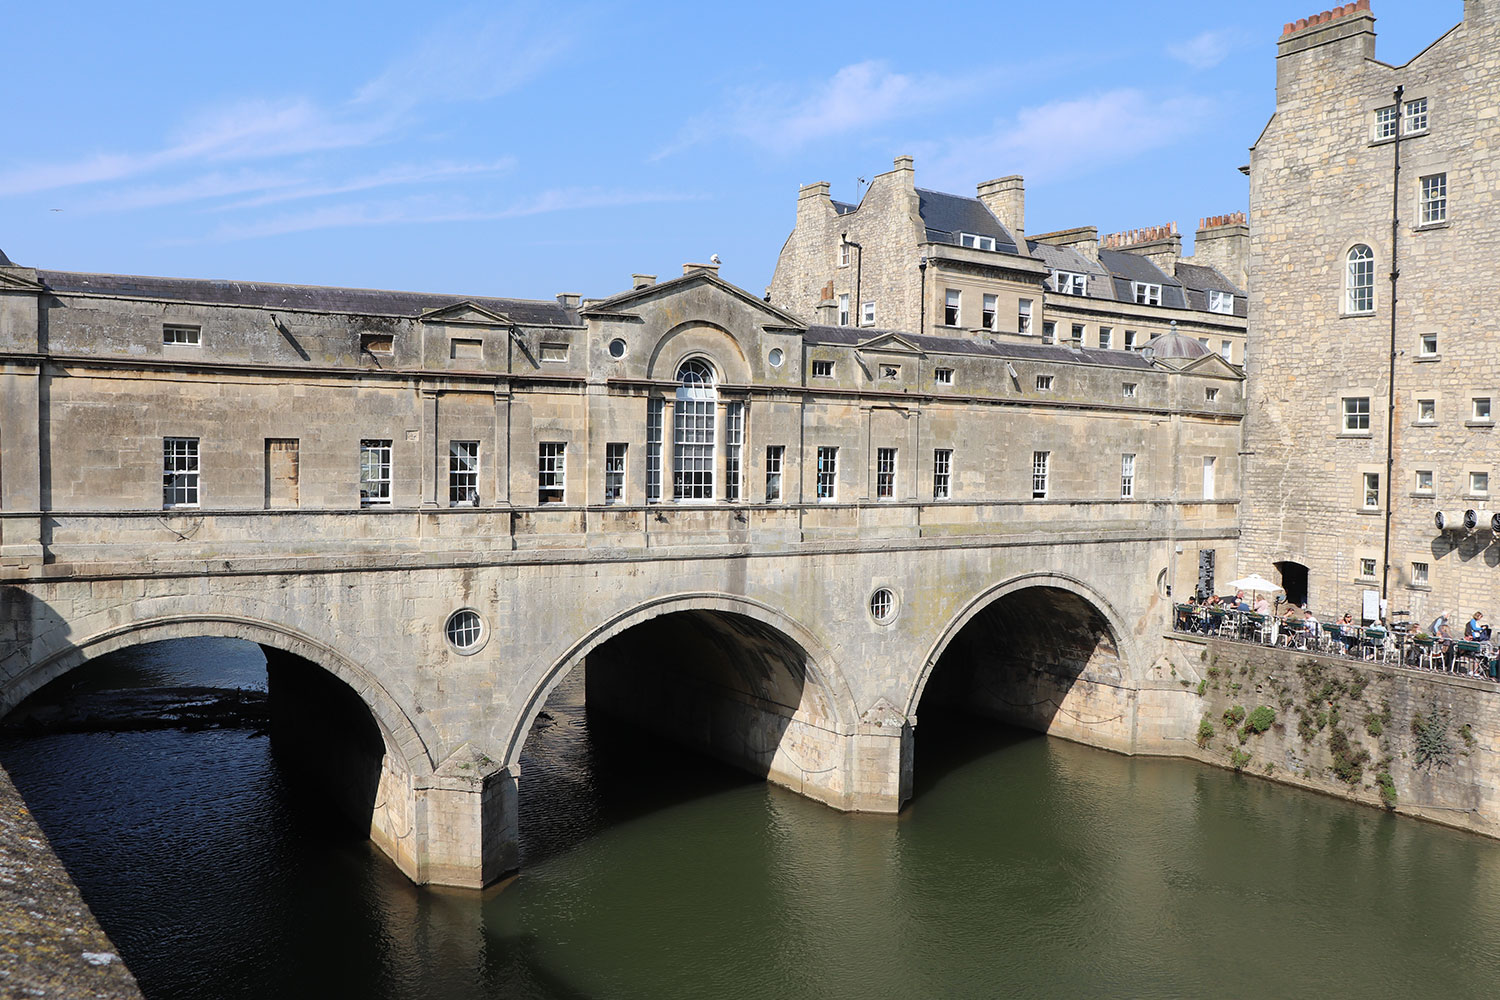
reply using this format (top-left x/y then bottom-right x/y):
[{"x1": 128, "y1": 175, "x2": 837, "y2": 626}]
[
  {"x1": 1052, "y1": 271, "x2": 1087, "y2": 296},
  {"x1": 1133, "y1": 282, "x2": 1162, "y2": 306},
  {"x1": 1207, "y1": 290, "x2": 1234, "y2": 314},
  {"x1": 959, "y1": 233, "x2": 997, "y2": 251}
]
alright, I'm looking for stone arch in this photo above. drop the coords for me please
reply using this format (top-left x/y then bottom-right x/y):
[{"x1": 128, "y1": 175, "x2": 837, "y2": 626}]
[
  {"x1": 4, "y1": 612, "x2": 436, "y2": 777},
  {"x1": 645, "y1": 321, "x2": 752, "y2": 385},
  {"x1": 903, "y1": 571, "x2": 1138, "y2": 721},
  {"x1": 501, "y1": 591, "x2": 855, "y2": 769}
]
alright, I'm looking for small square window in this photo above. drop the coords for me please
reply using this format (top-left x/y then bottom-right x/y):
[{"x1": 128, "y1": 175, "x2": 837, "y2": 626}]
[
  {"x1": 1415, "y1": 470, "x2": 1434, "y2": 492},
  {"x1": 812, "y1": 360, "x2": 834, "y2": 378},
  {"x1": 1417, "y1": 398, "x2": 1436, "y2": 423},
  {"x1": 1420, "y1": 333, "x2": 1438, "y2": 356},
  {"x1": 1122, "y1": 382, "x2": 1138, "y2": 399},
  {"x1": 1412, "y1": 561, "x2": 1430, "y2": 586},
  {"x1": 1359, "y1": 557, "x2": 1377, "y2": 579},
  {"x1": 1471, "y1": 471, "x2": 1490, "y2": 495},
  {"x1": 1036, "y1": 374, "x2": 1054, "y2": 391},
  {"x1": 1205, "y1": 387, "x2": 1220, "y2": 402},
  {"x1": 861, "y1": 300, "x2": 875, "y2": 326},
  {"x1": 1343, "y1": 396, "x2": 1370, "y2": 432},
  {"x1": 1362, "y1": 472, "x2": 1380, "y2": 509},
  {"x1": 934, "y1": 367, "x2": 954, "y2": 385},
  {"x1": 1473, "y1": 397, "x2": 1492, "y2": 421}
]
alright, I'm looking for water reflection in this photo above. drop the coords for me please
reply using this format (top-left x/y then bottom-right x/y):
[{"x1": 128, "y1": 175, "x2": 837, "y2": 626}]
[{"x1": 4, "y1": 639, "x2": 1500, "y2": 997}]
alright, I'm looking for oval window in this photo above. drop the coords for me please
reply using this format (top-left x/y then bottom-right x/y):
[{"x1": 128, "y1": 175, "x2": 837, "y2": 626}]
[
  {"x1": 768, "y1": 348, "x2": 784, "y2": 368},
  {"x1": 870, "y1": 588, "x2": 896, "y2": 624},
  {"x1": 445, "y1": 609, "x2": 485, "y2": 653},
  {"x1": 608, "y1": 338, "x2": 627, "y2": 359}
]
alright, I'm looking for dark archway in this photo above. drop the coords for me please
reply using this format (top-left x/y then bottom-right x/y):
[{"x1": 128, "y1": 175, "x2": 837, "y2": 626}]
[
  {"x1": 515, "y1": 607, "x2": 840, "y2": 867},
  {"x1": 910, "y1": 584, "x2": 1131, "y2": 793},
  {"x1": 1275, "y1": 560, "x2": 1309, "y2": 608}
]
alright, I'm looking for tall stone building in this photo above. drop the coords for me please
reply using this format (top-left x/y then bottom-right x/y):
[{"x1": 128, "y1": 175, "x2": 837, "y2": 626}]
[
  {"x1": 1243, "y1": 0, "x2": 1500, "y2": 619},
  {"x1": 768, "y1": 156, "x2": 1248, "y2": 363}
]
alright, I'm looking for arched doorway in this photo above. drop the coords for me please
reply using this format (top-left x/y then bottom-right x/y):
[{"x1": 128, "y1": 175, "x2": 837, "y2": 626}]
[{"x1": 1274, "y1": 560, "x2": 1309, "y2": 608}]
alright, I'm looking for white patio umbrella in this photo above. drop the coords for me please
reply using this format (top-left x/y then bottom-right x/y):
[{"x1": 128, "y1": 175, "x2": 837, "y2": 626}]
[{"x1": 1226, "y1": 573, "x2": 1284, "y2": 598}]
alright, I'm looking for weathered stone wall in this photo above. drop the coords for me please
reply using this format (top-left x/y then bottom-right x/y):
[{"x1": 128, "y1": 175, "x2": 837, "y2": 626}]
[
  {"x1": 1245, "y1": 4, "x2": 1500, "y2": 619},
  {"x1": 1165, "y1": 633, "x2": 1500, "y2": 837}
]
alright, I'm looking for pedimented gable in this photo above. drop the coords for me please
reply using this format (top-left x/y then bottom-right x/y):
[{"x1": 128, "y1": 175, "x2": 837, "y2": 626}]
[
  {"x1": 1177, "y1": 352, "x2": 1243, "y2": 378},
  {"x1": 856, "y1": 332, "x2": 925, "y2": 356},
  {"x1": 582, "y1": 270, "x2": 806, "y2": 332},
  {"x1": 419, "y1": 300, "x2": 512, "y2": 326},
  {"x1": 0, "y1": 269, "x2": 44, "y2": 292}
]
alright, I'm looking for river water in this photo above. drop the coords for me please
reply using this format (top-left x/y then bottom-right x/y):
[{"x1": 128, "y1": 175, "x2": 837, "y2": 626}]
[{"x1": 5, "y1": 637, "x2": 1500, "y2": 999}]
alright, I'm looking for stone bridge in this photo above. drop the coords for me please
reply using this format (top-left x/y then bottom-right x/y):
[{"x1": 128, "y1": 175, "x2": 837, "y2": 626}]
[{"x1": 0, "y1": 258, "x2": 1243, "y2": 887}]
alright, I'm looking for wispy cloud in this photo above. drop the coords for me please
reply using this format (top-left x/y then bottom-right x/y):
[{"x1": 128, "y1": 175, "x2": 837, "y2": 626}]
[
  {"x1": 215, "y1": 159, "x2": 518, "y2": 211},
  {"x1": 654, "y1": 60, "x2": 981, "y2": 159},
  {"x1": 1168, "y1": 29, "x2": 1236, "y2": 70},
  {"x1": 183, "y1": 187, "x2": 703, "y2": 243},
  {"x1": 924, "y1": 88, "x2": 1218, "y2": 186}
]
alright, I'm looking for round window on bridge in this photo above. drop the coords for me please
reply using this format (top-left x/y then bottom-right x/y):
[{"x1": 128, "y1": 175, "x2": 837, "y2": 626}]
[
  {"x1": 869, "y1": 588, "x2": 897, "y2": 625},
  {"x1": 768, "y1": 347, "x2": 784, "y2": 368},
  {"x1": 608, "y1": 338, "x2": 627, "y2": 359},
  {"x1": 445, "y1": 609, "x2": 487, "y2": 654}
]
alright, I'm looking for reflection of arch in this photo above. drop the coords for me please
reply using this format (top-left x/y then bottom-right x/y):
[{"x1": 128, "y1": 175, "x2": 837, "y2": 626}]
[
  {"x1": 501, "y1": 592, "x2": 855, "y2": 768},
  {"x1": 5, "y1": 614, "x2": 435, "y2": 775},
  {"x1": 904, "y1": 571, "x2": 1135, "y2": 719},
  {"x1": 645, "y1": 321, "x2": 751, "y2": 384}
]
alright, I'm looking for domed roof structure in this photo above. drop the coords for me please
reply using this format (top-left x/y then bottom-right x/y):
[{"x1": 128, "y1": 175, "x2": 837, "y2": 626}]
[{"x1": 1143, "y1": 327, "x2": 1211, "y2": 359}]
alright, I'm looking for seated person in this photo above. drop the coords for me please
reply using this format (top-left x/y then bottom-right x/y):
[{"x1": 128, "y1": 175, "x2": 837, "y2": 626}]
[
  {"x1": 1465, "y1": 611, "x2": 1486, "y2": 642},
  {"x1": 1233, "y1": 591, "x2": 1251, "y2": 612},
  {"x1": 1431, "y1": 610, "x2": 1453, "y2": 638},
  {"x1": 1337, "y1": 612, "x2": 1359, "y2": 653},
  {"x1": 1253, "y1": 595, "x2": 1272, "y2": 616}
]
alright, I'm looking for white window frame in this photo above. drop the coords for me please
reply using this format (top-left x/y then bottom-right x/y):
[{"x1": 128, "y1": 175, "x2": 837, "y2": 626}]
[
  {"x1": 1123, "y1": 329, "x2": 1138, "y2": 351},
  {"x1": 1202, "y1": 456, "x2": 1217, "y2": 500},
  {"x1": 839, "y1": 243, "x2": 851, "y2": 268},
  {"x1": 449, "y1": 440, "x2": 479, "y2": 506},
  {"x1": 1471, "y1": 471, "x2": 1490, "y2": 496},
  {"x1": 1417, "y1": 398, "x2": 1436, "y2": 423},
  {"x1": 673, "y1": 358, "x2": 716, "y2": 501},
  {"x1": 1375, "y1": 104, "x2": 1398, "y2": 140},
  {"x1": 538, "y1": 441, "x2": 566, "y2": 504},
  {"x1": 724, "y1": 402, "x2": 744, "y2": 501},
  {"x1": 1362, "y1": 472, "x2": 1380, "y2": 510},
  {"x1": 646, "y1": 398, "x2": 664, "y2": 502},
  {"x1": 838, "y1": 293, "x2": 851, "y2": 326},
  {"x1": 933, "y1": 448, "x2": 952, "y2": 500},
  {"x1": 1070, "y1": 323, "x2": 1085, "y2": 346},
  {"x1": 1098, "y1": 327, "x2": 1113, "y2": 350},
  {"x1": 1052, "y1": 271, "x2": 1087, "y2": 295},
  {"x1": 1036, "y1": 374, "x2": 1054, "y2": 391},
  {"x1": 959, "y1": 232, "x2": 997, "y2": 251},
  {"x1": 604, "y1": 442, "x2": 627, "y2": 504},
  {"x1": 163, "y1": 323, "x2": 202, "y2": 346},
  {"x1": 1415, "y1": 469, "x2": 1434, "y2": 493},
  {"x1": 1474, "y1": 397, "x2": 1493, "y2": 422},
  {"x1": 1032, "y1": 451, "x2": 1050, "y2": 499},
  {"x1": 1133, "y1": 282, "x2": 1162, "y2": 306},
  {"x1": 765, "y1": 445, "x2": 784, "y2": 502},
  {"x1": 816, "y1": 446, "x2": 838, "y2": 501},
  {"x1": 934, "y1": 367, "x2": 954, "y2": 386},
  {"x1": 1359, "y1": 557, "x2": 1378, "y2": 580},
  {"x1": 1420, "y1": 173, "x2": 1447, "y2": 226},
  {"x1": 1412, "y1": 561, "x2": 1430, "y2": 586},
  {"x1": 1419, "y1": 333, "x2": 1439, "y2": 357},
  {"x1": 1207, "y1": 290, "x2": 1234, "y2": 315},
  {"x1": 1017, "y1": 298, "x2": 1033, "y2": 335},
  {"x1": 876, "y1": 447, "x2": 897, "y2": 500},
  {"x1": 944, "y1": 288, "x2": 961, "y2": 327},
  {"x1": 1121, "y1": 453, "x2": 1135, "y2": 500},
  {"x1": 812, "y1": 359, "x2": 834, "y2": 379},
  {"x1": 1206, "y1": 387, "x2": 1220, "y2": 402},
  {"x1": 1122, "y1": 382, "x2": 1138, "y2": 399},
  {"x1": 359, "y1": 439, "x2": 392, "y2": 507},
  {"x1": 163, "y1": 437, "x2": 200, "y2": 508},
  {"x1": 1042, "y1": 321, "x2": 1056, "y2": 344},
  {"x1": 861, "y1": 300, "x2": 875, "y2": 326},
  {"x1": 1405, "y1": 96, "x2": 1428, "y2": 134},
  {"x1": 982, "y1": 293, "x2": 998, "y2": 331},
  {"x1": 1346, "y1": 245, "x2": 1375, "y2": 314},
  {"x1": 1343, "y1": 396, "x2": 1371, "y2": 432},
  {"x1": 1220, "y1": 340, "x2": 1233, "y2": 362}
]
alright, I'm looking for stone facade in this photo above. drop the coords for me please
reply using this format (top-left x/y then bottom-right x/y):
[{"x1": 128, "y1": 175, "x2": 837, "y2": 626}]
[
  {"x1": 767, "y1": 157, "x2": 1248, "y2": 364},
  {"x1": 1244, "y1": 0, "x2": 1500, "y2": 623},
  {"x1": 0, "y1": 252, "x2": 1242, "y2": 887}
]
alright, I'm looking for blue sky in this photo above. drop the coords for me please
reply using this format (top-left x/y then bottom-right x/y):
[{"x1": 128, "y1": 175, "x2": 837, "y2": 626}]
[{"x1": 0, "y1": 1, "x2": 1463, "y2": 301}]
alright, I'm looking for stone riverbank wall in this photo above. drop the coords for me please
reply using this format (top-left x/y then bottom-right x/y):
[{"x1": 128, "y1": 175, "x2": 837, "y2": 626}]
[
  {"x1": 1165, "y1": 634, "x2": 1500, "y2": 837},
  {"x1": 0, "y1": 763, "x2": 141, "y2": 998}
]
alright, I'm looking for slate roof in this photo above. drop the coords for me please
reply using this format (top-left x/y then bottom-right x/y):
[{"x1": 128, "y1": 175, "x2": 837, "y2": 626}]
[
  {"x1": 1174, "y1": 261, "x2": 1249, "y2": 318},
  {"x1": 831, "y1": 200, "x2": 859, "y2": 215},
  {"x1": 804, "y1": 324, "x2": 1155, "y2": 368},
  {"x1": 915, "y1": 188, "x2": 1018, "y2": 254},
  {"x1": 0, "y1": 248, "x2": 12, "y2": 267},
  {"x1": 1097, "y1": 249, "x2": 1187, "y2": 309},
  {"x1": 1025, "y1": 242, "x2": 1114, "y2": 301},
  {"x1": 35, "y1": 271, "x2": 581, "y2": 326}
]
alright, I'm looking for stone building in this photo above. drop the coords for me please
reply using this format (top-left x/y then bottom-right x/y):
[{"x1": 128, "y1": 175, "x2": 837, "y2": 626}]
[
  {"x1": 767, "y1": 156, "x2": 1248, "y2": 364},
  {"x1": 1243, "y1": 0, "x2": 1500, "y2": 621}
]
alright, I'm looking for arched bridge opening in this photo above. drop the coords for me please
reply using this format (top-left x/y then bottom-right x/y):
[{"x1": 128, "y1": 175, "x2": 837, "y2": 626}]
[
  {"x1": 912, "y1": 583, "x2": 1134, "y2": 789},
  {"x1": 516, "y1": 605, "x2": 851, "y2": 865}
]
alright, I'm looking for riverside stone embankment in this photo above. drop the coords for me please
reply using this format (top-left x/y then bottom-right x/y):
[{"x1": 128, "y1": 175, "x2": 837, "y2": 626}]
[{"x1": 0, "y1": 763, "x2": 140, "y2": 999}]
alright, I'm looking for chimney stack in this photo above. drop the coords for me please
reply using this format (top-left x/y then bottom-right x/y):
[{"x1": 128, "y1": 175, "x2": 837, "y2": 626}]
[
  {"x1": 682, "y1": 261, "x2": 720, "y2": 277},
  {"x1": 1101, "y1": 222, "x2": 1182, "y2": 275},
  {"x1": 976, "y1": 176, "x2": 1026, "y2": 251},
  {"x1": 1191, "y1": 213, "x2": 1249, "y2": 292},
  {"x1": 631, "y1": 273, "x2": 657, "y2": 289}
]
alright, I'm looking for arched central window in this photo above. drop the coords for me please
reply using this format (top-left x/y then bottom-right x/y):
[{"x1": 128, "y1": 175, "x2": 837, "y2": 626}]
[
  {"x1": 1346, "y1": 244, "x2": 1374, "y2": 313},
  {"x1": 674, "y1": 358, "x2": 716, "y2": 500}
]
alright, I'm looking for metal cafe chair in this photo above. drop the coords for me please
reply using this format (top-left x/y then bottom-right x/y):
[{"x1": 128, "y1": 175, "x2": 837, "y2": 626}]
[{"x1": 1454, "y1": 640, "x2": 1487, "y2": 677}]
